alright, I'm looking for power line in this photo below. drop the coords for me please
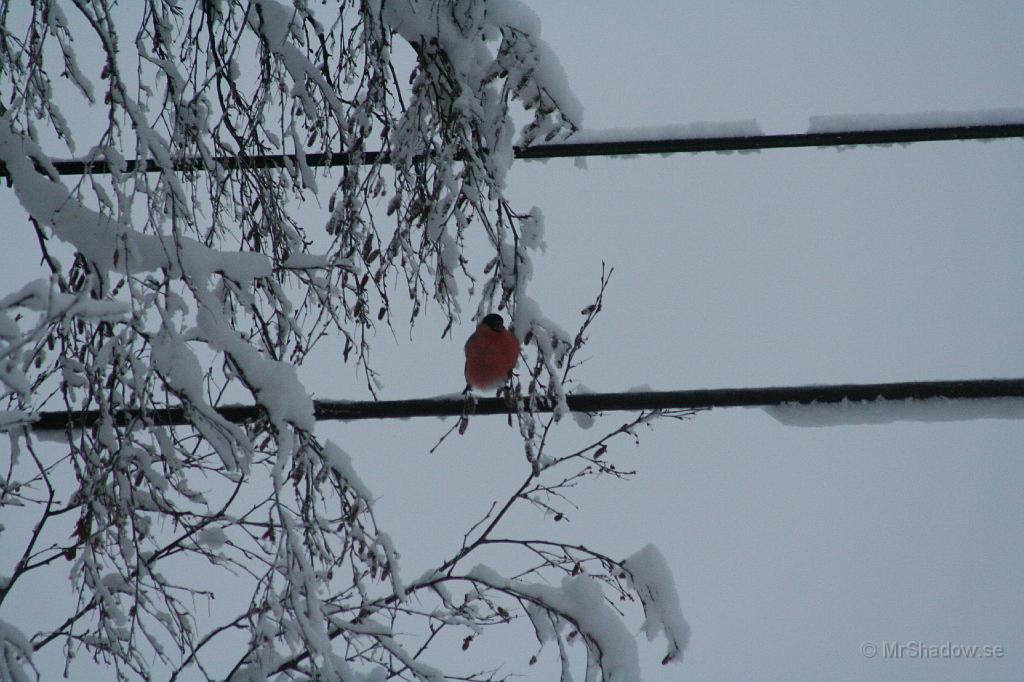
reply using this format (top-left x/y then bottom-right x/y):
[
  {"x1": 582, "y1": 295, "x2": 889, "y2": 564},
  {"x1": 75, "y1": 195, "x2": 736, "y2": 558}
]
[
  {"x1": 3, "y1": 123, "x2": 1021, "y2": 179},
  {"x1": 519, "y1": 123, "x2": 1024, "y2": 158},
  {"x1": 24, "y1": 377, "x2": 1024, "y2": 431}
]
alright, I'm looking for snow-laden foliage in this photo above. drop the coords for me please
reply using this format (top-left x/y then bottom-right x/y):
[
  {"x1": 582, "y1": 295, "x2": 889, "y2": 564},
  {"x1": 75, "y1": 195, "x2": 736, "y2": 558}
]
[
  {"x1": 0, "y1": 619, "x2": 37, "y2": 682},
  {"x1": 0, "y1": 2, "x2": 687, "y2": 681}
]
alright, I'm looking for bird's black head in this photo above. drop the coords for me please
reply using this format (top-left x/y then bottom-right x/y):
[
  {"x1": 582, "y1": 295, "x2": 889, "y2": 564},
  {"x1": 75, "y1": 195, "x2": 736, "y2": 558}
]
[{"x1": 481, "y1": 313, "x2": 504, "y2": 331}]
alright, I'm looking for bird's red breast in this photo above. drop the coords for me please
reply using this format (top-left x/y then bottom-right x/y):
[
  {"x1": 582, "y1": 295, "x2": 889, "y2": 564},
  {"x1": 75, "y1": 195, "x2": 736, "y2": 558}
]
[{"x1": 464, "y1": 317, "x2": 520, "y2": 391}]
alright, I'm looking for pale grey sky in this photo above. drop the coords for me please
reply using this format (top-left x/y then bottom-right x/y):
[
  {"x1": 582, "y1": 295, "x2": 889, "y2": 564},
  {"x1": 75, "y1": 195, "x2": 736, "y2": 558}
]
[
  {"x1": 343, "y1": 3, "x2": 1024, "y2": 680},
  {"x1": 1, "y1": 2, "x2": 1022, "y2": 681}
]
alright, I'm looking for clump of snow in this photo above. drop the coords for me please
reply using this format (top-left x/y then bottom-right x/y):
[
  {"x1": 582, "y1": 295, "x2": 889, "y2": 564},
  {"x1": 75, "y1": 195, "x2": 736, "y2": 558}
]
[
  {"x1": 196, "y1": 306, "x2": 315, "y2": 432},
  {"x1": 0, "y1": 412, "x2": 32, "y2": 431},
  {"x1": 520, "y1": 207, "x2": 546, "y2": 252},
  {"x1": 197, "y1": 527, "x2": 228, "y2": 550},
  {"x1": 569, "y1": 384, "x2": 596, "y2": 429},
  {"x1": 374, "y1": 532, "x2": 406, "y2": 600},
  {"x1": 0, "y1": 619, "x2": 36, "y2": 681},
  {"x1": 764, "y1": 397, "x2": 1024, "y2": 427},
  {"x1": 0, "y1": 279, "x2": 130, "y2": 320},
  {"x1": 523, "y1": 601, "x2": 556, "y2": 644},
  {"x1": 281, "y1": 253, "x2": 331, "y2": 270},
  {"x1": 149, "y1": 332, "x2": 208, "y2": 411},
  {"x1": 468, "y1": 564, "x2": 641, "y2": 682},
  {"x1": 622, "y1": 544, "x2": 690, "y2": 665},
  {"x1": 150, "y1": 328, "x2": 253, "y2": 472},
  {"x1": 483, "y1": 0, "x2": 583, "y2": 126},
  {"x1": 571, "y1": 410, "x2": 595, "y2": 429},
  {"x1": 322, "y1": 441, "x2": 375, "y2": 507},
  {"x1": 807, "y1": 108, "x2": 1024, "y2": 133}
]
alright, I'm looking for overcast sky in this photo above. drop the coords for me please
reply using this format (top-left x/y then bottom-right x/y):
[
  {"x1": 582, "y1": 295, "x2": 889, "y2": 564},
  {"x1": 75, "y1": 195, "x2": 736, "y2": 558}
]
[
  {"x1": 2, "y1": 2, "x2": 1022, "y2": 681},
  {"x1": 340, "y1": 3, "x2": 1024, "y2": 680}
]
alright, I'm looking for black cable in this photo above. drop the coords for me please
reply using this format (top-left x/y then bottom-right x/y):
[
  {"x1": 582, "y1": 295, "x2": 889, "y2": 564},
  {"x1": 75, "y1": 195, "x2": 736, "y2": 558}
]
[
  {"x1": 518, "y1": 124, "x2": 1024, "y2": 158},
  {"x1": 25, "y1": 377, "x2": 1024, "y2": 430},
  {"x1": 3, "y1": 124, "x2": 1021, "y2": 178}
]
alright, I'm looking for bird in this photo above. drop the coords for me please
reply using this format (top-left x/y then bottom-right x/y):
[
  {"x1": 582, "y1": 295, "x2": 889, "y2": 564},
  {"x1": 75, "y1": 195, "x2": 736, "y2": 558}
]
[{"x1": 464, "y1": 313, "x2": 520, "y2": 392}]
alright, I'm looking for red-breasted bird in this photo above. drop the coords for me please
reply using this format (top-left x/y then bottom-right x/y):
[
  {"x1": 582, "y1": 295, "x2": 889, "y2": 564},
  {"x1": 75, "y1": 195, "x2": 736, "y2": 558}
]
[{"x1": 464, "y1": 313, "x2": 520, "y2": 391}]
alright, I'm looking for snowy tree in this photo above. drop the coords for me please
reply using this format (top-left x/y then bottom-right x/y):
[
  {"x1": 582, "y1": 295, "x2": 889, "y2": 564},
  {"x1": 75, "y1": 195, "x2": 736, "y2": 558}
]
[{"x1": 0, "y1": 2, "x2": 688, "y2": 680}]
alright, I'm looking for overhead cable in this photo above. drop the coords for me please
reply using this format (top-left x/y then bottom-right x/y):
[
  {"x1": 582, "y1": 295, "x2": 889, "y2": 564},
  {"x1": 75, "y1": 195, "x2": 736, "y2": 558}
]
[
  {"x1": 22, "y1": 377, "x2": 1024, "y2": 431},
  {"x1": 3, "y1": 123, "x2": 1020, "y2": 178}
]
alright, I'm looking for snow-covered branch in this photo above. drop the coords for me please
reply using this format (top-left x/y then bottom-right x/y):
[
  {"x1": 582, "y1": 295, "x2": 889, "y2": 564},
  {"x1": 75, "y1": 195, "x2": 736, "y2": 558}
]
[{"x1": 0, "y1": 2, "x2": 686, "y2": 680}]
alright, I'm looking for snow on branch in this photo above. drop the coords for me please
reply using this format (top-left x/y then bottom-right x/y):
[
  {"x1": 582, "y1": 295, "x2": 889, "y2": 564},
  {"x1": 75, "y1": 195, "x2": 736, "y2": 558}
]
[
  {"x1": 623, "y1": 545, "x2": 691, "y2": 666},
  {"x1": 0, "y1": 121, "x2": 272, "y2": 284},
  {"x1": 0, "y1": 619, "x2": 37, "y2": 682},
  {"x1": 469, "y1": 564, "x2": 643, "y2": 682},
  {"x1": 0, "y1": 3, "x2": 688, "y2": 681}
]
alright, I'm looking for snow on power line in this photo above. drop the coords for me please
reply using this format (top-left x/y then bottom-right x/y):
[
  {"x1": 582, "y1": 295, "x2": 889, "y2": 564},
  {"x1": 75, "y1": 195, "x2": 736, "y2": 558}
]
[{"x1": 3, "y1": 115, "x2": 1021, "y2": 179}]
